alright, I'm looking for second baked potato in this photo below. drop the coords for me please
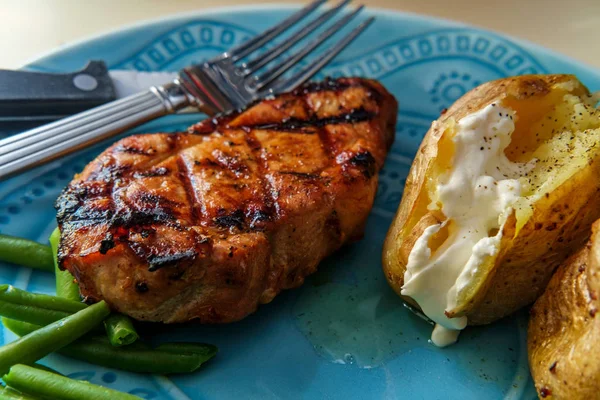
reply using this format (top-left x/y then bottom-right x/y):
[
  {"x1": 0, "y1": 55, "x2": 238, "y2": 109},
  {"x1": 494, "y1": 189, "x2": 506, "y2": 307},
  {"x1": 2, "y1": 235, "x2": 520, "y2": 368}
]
[
  {"x1": 383, "y1": 74, "x2": 600, "y2": 345},
  {"x1": 528, "y1": 220, "x2": 600, "y2": 399}
]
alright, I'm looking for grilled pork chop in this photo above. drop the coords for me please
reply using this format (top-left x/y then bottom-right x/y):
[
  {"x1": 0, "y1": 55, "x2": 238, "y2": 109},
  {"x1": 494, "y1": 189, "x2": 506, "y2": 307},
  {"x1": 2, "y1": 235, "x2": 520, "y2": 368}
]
[{"x1": 56, "y1": 78, "x2": 397, "y2": 323}]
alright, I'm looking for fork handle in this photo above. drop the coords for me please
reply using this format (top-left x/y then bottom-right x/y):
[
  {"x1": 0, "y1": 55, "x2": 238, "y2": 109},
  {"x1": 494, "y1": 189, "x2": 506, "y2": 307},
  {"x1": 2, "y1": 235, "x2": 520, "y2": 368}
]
[{"x1": 0, "y1": 80, "x2": 193, "y2": 180}]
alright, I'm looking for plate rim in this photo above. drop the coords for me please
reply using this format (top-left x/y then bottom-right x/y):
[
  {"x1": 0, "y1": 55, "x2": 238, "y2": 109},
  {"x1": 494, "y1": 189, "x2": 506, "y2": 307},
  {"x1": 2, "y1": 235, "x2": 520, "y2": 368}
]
[{"x1": 20, "y1": 3, "x2": 600, "y2": 78}]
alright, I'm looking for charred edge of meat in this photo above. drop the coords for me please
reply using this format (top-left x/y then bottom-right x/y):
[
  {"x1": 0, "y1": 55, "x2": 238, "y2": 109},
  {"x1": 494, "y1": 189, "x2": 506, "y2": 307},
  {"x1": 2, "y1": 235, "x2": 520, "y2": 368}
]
[
  {"x1": 246, "y1": 107, "x2": 376, "y2": 132},
  {"x1": 57, "y1": 206, "x2": 114, "y2": 227},
  {"x1": 55, "y1": 183, "x2": 112, "y2": 221},
  {"x1": 348, "y1": 151, "x2": 377, "y2": 179},
  {"x1": 148, "y1": 250, "x2": 197, "y2": 272},
  {"x1": 55, "y1": 187, "x2": 84, "y2": 219},
  {"x1": 99, "y1": 233, "x2": 115, "y2": 255},
  {"x1": 214, "y1": 209, "x2": 245, "y2": 230}
]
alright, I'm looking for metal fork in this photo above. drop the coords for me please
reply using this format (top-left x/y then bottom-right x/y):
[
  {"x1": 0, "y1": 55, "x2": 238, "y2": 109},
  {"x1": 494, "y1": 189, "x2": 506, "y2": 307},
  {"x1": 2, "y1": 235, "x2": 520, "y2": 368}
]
[{"x1": 0, "y1": 0, "x2": 374, "y2": 180}]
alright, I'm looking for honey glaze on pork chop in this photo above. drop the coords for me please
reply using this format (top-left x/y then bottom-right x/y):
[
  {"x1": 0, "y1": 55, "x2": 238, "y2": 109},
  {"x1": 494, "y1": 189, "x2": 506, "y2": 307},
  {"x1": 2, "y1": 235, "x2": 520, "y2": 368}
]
[{"x1": 56, "y1": 78, "x2": 398, "y2": 323}]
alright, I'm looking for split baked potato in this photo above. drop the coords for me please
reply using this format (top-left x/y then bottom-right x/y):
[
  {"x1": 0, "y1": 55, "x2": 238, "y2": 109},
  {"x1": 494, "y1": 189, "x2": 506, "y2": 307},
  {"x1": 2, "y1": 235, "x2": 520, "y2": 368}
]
[
  {"x1": 528, "y1": 220, "x2": 600, "y2": 399},
  {"x1": 383, "y1": 74, "x2": 600, "y2": 334}
]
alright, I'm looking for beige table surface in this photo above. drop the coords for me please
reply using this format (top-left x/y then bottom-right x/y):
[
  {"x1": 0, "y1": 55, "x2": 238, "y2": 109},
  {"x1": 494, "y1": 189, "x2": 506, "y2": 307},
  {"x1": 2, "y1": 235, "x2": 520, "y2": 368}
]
[{"x1": 0, "y1": 0, "x2": 599, "y2": 70}]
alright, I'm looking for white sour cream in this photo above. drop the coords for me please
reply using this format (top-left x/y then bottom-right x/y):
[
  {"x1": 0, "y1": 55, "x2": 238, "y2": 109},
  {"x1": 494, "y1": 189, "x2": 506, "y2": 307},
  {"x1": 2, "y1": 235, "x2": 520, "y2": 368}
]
[{"x1": 401, "y1": 103, "x2": 534, "y2": 347}]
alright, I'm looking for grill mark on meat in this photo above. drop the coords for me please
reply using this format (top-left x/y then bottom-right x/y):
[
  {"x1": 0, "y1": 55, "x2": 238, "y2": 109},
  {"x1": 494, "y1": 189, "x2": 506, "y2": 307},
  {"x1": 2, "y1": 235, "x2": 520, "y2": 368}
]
[
  {"x1": 136, "y1": 192, "x2": 182, "y2": 208},
  {"x1": 58, "y1": 190, "x2": 178, "y2": 229},
  {"x1": 301, "y1": 89, "x2": 343, "y2": 246},
  {"x1": 122, "y1": 191, "x2": 183, "y2": 228},
  {"x1": 112, "y1": 208, "x2": 176, "y2": 228},
  {"x1": 246, "y1": 107, "x2": 375, "y2": 132},
  {"x1": 56, "y1": 182, "x2": 116, "y2": 231},
  {"x1": 279, "y1": 171, "x2": 320, "y2": 180},
  {"x1": 148, "y1": 250, "x2": 197, "y2": 272},
  {"x1": 302, "y1": 82, "x2": 335, "y2": 165},
  {"x1": 242, "y1": 127, "x2": 282, "y2": 290},
  {"x1": 214, "y1": 209, "x2": 245, "y2": 230},
  {"x1": 244, "y1": 130, "x2": 277, "y2": 228},
  {"x1": 176, "y1": 156, "x2": 201, "y2": 226}
]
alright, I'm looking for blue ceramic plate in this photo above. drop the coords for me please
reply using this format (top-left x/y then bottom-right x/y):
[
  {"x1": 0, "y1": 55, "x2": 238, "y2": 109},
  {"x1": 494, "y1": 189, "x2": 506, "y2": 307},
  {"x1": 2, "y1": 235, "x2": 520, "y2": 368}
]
[{"x1": 1, "y1": 5, "x2": 599, "y2": 399}]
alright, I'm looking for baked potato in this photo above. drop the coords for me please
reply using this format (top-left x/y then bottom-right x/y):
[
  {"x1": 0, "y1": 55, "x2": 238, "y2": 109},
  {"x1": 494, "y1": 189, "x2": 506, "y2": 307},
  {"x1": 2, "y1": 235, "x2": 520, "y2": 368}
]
[
  {"x1": 382, "y1": 74, "x2": 600, "y2": 345},
  {"x1": 528, "y1": 220, "x2": 600, "y2": 399}
]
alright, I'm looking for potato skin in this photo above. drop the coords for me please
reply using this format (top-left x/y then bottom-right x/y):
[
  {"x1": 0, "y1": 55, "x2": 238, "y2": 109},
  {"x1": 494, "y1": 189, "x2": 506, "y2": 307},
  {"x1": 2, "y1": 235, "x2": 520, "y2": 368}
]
[
  {"x1": 528, "y1": 221, "x2": 600, "y2": 399},
  {"x1": 382, "y1": 74, "x2": 600, "y2": 325}
]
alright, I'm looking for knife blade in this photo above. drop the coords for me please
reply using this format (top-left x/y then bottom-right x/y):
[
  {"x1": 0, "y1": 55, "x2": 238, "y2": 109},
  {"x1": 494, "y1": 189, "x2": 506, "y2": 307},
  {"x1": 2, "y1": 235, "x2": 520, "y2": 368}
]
[{"x1": 0, "y1": 61, "x2": 178, "y2": 130}]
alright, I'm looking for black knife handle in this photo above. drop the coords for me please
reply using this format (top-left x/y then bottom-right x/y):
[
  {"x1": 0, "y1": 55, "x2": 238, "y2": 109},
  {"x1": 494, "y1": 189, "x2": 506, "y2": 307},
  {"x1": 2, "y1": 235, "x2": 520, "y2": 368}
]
[{"x1": 0, "y1": 61, "x2": 117, "y2": 124}]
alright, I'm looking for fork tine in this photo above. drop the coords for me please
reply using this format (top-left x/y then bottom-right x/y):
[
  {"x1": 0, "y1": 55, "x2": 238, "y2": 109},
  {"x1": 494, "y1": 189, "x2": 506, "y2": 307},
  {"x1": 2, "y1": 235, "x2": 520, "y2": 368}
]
[
  {"x1": 252, "y1": 6, "x2": 365, "y2": 91},
  {"x1": 242, "y1": 0, "x2": 352, "y2": 76},
  {"x1": 229, "y1": 0, "x2": 327, "y2": 62},
  {"x1": 266, "y1": 17, "x2": 375, "y2": 95}
]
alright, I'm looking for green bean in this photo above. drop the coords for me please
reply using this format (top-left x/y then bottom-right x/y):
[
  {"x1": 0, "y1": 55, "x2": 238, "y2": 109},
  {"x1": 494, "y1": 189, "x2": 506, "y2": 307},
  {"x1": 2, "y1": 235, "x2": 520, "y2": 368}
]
[
  {"x1": 3, "y1": 364, "x2": 140, "y2": 400},
  {"x1": 103, "y1": 314, "x2": 138, "y2": 347},
  {"x1": 64, "y1": 338, "x2": 216, "y2": 374},
  {"x1": 156, "y1": 342, "x2": 219, "y2": 357},
  {"x1": 60, "y1": 338, "x2": 216, "y2": 374},
  {"x1": 0, "y1": 301, "x2": 110, "y2": 375},
  {"x1": 0, "y1": 300, "x2": 70, "y2": 326},
  {"x1": 0, "y1": 318, "x2": 39, "y2": 337},
  {"x1": 0, "y1": 386, "x2": 42, "y2": 399},
  {"x1": 0, "y1": 235, "x2": 54, "y2": 273},
  {"x1": 0, "y1": 285, "x2": 86, "y2": 326},
  {"x1": 0, "y1": 285, "x2": 85, "y2": 314},
  {"x1": 0, "y1": 364, "x2": 61, "y2": 399},
  {"x1": 3, "y1": 318, "x2": 218, "y2": 374},
  {"x1": 49, "y1": 228, "x2": 79, "y2": 301}
]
